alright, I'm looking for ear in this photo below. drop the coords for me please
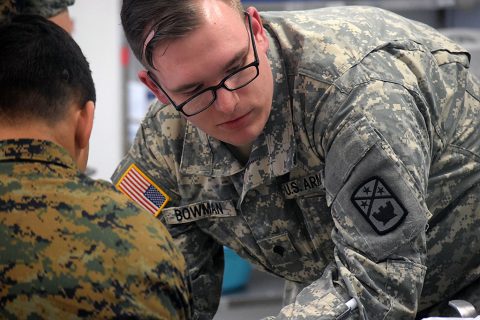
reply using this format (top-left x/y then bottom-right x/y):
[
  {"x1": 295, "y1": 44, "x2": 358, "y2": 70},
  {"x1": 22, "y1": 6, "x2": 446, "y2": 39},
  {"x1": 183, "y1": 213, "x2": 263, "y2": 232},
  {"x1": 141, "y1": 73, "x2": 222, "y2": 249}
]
[
  {"x1": 72, "y1": 100, "x2": 94, "y2": 172},
  {"x1": 246, "y1": 7, "x2": 269, "y2": 52},
  {"x1": 138, "y1": 70, "x2": 169, "y2": 104},
  {"x1": 75, "y1": 100, "x2": 95, "y2": 150}
]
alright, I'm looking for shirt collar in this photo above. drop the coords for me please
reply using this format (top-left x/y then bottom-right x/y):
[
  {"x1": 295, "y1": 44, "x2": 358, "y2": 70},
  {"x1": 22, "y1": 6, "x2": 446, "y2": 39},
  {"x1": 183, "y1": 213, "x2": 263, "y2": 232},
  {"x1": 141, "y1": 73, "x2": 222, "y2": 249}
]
[
  {"x1": 0, "y1": 139, "x2": 77, "y2": 170},
  {"x1": 179, "y1": 29, "x2": 296, "y2": 181}
]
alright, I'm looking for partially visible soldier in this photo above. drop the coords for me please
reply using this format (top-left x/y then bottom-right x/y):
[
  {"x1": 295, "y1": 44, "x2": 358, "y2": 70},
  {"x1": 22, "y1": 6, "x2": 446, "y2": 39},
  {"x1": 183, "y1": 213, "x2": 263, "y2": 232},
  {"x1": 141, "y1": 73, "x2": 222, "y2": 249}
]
[
  {"x1": 0, "y1": 15, "x2": 192, "y2": 319},
  {"x1": 0, "y1": 0, "x2": 74, "y2": 32}
]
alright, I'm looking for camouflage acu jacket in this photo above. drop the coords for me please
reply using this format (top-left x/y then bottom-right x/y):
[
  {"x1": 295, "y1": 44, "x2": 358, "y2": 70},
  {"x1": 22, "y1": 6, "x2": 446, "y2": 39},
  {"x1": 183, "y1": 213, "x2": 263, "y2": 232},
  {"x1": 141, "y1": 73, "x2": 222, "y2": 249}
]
[
  {"x1": 0, "y1": 139, "x2": 192, "y2": 319},
  {"x1": 113, "y1": 6, "x2": 480, "y2": 319}
]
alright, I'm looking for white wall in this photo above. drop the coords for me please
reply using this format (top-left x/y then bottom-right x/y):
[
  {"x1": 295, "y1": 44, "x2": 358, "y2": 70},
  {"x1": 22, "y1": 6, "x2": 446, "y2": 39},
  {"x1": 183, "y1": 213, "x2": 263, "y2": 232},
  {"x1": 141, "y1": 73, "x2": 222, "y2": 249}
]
[{"x1": 69, "y1": 0, "x2": 124, "y2": 180}]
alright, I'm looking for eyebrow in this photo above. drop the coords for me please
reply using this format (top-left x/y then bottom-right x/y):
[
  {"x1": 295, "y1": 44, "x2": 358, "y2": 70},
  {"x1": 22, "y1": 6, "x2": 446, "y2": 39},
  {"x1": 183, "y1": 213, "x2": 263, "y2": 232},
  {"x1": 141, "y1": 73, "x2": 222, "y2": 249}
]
[{"x1": 169, "y1": 47, "x2": 248, "y2": 94}]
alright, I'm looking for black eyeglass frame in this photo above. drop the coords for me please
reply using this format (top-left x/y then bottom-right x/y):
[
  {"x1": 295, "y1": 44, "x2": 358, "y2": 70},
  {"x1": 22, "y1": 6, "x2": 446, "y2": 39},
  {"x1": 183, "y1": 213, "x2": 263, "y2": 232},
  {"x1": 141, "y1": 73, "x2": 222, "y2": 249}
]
[{"x1": 147, "y1": 12, "x2": 259, "y2": 117}]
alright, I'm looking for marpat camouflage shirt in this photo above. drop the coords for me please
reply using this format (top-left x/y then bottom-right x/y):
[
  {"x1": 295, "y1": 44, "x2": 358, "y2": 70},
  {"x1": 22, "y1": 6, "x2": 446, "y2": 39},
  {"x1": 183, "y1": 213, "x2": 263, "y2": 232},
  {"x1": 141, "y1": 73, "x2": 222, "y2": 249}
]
[
  {"x1": 1, "y1": 139, "x2": 192, "y2": 319},
  {"x1": 113, "y1": 6, "x2": 480, "y2": 319}
]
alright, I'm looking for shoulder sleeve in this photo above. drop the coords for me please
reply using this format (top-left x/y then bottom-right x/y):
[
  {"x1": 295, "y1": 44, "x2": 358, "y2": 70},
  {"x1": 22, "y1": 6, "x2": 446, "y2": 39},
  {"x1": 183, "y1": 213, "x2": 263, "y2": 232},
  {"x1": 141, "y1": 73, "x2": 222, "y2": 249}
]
[
  {"x1": 326, "y1": 80, "x2": 430, "y2": 318},
  {"x1": 271, "y1": 80, "x2": 431, "y2": 319},
  {"x1": 111, "y1": 103, "x2": 224, "y2": 319},
  {"x1": 112, "y1": 103, "x2": 183, "y2": 215}
]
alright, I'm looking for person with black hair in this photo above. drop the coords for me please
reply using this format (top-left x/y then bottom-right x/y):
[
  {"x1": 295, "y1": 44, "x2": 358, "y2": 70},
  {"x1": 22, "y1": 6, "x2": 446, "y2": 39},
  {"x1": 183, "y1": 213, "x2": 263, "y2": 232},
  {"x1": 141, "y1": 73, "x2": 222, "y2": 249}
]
[{"x1": 0, "y1": 14, "x2": 192, "y2": 319}]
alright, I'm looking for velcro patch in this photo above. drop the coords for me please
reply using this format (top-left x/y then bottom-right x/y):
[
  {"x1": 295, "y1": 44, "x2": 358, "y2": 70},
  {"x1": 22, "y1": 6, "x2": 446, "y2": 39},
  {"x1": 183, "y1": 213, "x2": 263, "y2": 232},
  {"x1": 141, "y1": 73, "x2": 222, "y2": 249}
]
[
  {"x1": 116, "y1": 163, "x2": 170, "y2": 216},
  {"x1": 281, "y1": 172, "x2": 323, "y2": 199},
  {"x1": 351, "y1": 176, "x2": 407, "y2": 235},
  {"x1": 163, "y1": 200, "x2": 237, "y2": 225}
]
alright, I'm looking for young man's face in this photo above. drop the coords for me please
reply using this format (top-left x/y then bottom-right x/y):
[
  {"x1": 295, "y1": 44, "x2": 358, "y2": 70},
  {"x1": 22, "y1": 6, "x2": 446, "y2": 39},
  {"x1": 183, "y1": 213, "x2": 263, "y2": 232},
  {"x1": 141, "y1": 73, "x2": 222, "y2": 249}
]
[{"x1": 145, "y1": 1, "x2": 273, "y2": 148}]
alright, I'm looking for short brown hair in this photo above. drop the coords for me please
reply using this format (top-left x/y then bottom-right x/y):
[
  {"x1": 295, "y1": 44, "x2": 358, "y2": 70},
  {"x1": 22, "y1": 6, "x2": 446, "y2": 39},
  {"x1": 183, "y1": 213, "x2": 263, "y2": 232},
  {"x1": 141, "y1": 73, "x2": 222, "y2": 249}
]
[{"x1": 121, "y1": 0, "x2": 243, "y2": 69}]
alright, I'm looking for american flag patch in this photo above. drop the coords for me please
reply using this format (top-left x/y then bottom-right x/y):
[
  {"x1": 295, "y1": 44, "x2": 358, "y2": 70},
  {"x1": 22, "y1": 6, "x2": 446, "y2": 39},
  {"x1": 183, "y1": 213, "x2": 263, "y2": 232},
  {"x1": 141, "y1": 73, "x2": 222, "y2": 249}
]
[{"x1": 116, "y1": 164, "x2": 170, "y2": 216}]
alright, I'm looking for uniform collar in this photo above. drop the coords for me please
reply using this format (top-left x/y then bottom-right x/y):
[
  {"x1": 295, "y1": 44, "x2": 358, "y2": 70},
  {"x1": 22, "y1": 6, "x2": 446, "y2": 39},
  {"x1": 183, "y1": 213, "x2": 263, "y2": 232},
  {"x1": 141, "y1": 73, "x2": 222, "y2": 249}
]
[
  {"x1": 179, "y1": 29, "x2": 296, "y2": 183},
  {"x1": 0, "y1": 139, "x2": 77, "y2": 170}
]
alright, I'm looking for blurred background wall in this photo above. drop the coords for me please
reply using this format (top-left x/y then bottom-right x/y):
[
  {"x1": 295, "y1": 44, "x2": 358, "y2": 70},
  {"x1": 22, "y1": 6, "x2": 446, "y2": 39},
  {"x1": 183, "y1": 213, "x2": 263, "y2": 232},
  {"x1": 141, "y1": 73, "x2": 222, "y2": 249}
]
[{"x1": 69, "y1": 0, "x2": 123, "y2": 180}]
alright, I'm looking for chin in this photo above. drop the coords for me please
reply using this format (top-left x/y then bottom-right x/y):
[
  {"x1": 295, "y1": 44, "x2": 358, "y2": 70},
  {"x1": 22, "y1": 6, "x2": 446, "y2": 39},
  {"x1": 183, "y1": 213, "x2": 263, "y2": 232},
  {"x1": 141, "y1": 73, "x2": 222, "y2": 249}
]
[{"x1": 226, "y1": 131, "x2": 260, "y2": 147}]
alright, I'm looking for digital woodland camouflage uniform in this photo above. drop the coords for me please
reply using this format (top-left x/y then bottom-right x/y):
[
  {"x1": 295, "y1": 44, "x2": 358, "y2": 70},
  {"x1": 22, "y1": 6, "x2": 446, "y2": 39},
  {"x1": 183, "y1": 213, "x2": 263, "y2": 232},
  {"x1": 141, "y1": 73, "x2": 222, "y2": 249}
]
[
  {"x1": 112, "y1": 6, "x2": 480, "y2": 319},
  {"x1": 0, "y1": 0, "x2": 73, "y2": 22},
  {"x1": 0, "y1": 139, "x2": 192, "y2": 319}
]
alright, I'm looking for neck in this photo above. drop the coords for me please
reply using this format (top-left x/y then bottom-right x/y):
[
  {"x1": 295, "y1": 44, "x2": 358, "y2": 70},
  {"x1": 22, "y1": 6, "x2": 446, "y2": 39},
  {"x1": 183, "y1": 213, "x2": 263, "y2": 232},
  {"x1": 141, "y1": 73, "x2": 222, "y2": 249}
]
[
  {"x1": 227, "y1": 143, "x2": 252, "y2": 165},
  {"x1": 0, "y1": 121, "x2": 74, "y2": 157}
]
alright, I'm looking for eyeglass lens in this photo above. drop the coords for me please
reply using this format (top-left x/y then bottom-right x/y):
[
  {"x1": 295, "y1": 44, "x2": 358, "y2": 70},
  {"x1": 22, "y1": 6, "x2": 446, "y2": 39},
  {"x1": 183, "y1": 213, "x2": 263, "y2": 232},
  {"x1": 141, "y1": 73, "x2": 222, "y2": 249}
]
[{"x1": 182, "y1": 65, "x2": 258, "y2": 115}]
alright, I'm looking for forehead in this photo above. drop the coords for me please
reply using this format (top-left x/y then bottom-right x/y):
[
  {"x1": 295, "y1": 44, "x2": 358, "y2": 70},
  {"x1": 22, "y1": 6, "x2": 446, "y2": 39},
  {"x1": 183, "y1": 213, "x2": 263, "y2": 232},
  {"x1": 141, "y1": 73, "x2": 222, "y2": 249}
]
[{"x1": 152, "y1": 2, "x2": 246, "y2": 88}]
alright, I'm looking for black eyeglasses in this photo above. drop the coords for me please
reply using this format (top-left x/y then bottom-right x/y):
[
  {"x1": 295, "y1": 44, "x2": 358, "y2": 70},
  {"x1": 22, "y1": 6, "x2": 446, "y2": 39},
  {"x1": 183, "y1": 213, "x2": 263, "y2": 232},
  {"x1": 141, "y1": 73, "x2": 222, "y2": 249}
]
[{"x1": 147, "y1": 12, "x2": 259, "y2": 117}]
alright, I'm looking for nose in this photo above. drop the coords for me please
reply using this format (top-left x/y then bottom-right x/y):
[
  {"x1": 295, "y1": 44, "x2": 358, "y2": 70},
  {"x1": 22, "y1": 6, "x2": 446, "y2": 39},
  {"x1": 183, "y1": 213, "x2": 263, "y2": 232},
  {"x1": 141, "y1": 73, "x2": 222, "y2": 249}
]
[{"x1": 213, "y1": 87, "x2": 238, "y2": 114}]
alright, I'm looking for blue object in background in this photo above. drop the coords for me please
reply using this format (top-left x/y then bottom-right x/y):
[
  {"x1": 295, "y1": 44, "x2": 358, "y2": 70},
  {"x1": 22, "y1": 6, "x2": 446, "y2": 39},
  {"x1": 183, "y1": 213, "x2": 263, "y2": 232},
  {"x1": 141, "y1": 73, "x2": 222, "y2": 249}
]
[{"x1": 222, "y1": 246, "x2": 252, "y2": 294}]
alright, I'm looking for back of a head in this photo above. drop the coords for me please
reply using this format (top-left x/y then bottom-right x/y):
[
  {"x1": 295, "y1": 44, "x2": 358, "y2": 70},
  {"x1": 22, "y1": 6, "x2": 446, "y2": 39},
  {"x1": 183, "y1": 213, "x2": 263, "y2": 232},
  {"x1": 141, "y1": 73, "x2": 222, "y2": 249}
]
[
  {"x1": 0, "y1": 14, "x2": 95, "y2": 125},
  {"x1": 121, "y1": 0, "x2": 243, "y2": 69}
]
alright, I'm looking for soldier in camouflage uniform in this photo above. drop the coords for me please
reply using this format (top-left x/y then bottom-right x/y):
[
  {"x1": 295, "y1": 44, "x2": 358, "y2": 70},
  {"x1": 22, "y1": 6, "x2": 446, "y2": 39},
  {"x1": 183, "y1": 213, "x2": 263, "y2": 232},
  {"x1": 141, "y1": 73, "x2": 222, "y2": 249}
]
[
  {"x1": 0, "y1": 15, "x2": 192, "y2": 319},
  {"x1": 113, "y1": 0, "x2": 480, "y2": 319},
  {"x1": 0, "y1": 0, "x2": 74, "y2": 32}
]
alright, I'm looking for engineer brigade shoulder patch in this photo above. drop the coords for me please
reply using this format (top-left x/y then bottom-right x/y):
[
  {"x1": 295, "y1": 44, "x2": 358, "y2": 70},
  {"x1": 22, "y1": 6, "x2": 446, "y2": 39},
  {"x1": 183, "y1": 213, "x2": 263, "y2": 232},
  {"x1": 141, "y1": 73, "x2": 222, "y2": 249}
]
[
  {"x1": 116, "y1": 163, "x2": 170, "y2": 216},
  {"x1": 351, "y1": 176, "x2": 408, "y2": 235}
]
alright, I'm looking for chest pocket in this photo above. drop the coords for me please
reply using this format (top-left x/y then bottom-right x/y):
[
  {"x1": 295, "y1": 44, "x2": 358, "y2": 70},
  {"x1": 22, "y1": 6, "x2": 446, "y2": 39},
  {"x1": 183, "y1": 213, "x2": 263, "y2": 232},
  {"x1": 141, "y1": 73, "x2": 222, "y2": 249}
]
[
  {"x1": 255, "y1": 193, "x2": 335, "y2": 282},
  {"x1": 257, "y1": 232, "x2": 301, "y2": 266},
  {"x1": 253, "y1": 172, "x2": 335, "y2": 282},
  {"x1": 257, "y1": 230, "x2": 320, "y2": 282},
  {"x1": 295, "y1": 193, "x2": 335, "y2": 264},
  {"x1": 282, "y1": 171, "x2": 335, "y2": 263}
]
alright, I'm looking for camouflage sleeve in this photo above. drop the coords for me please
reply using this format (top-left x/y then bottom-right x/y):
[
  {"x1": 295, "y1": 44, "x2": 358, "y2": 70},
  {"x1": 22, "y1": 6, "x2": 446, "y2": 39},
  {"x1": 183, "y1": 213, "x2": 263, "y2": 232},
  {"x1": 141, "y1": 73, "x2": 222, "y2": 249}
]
[
  {"x1": 272, "y1": 80, "x2": 430, "y2": 319},
  {"x1": 112, "y1": 102, "x2": 224, "y2": 319}
]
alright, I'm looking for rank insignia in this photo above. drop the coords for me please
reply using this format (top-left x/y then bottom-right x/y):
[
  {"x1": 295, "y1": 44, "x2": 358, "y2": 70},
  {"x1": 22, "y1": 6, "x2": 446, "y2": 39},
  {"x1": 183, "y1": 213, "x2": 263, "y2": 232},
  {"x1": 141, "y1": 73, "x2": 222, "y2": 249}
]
[{"x1": 351, "y1": 177, "x2": 407, "y2": 235}]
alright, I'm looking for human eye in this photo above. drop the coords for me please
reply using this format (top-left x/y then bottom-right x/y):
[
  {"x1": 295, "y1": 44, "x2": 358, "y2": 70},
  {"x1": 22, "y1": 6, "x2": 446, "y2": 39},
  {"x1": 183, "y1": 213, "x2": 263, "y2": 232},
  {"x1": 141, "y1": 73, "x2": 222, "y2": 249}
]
[
  {"x1": 227, "y1": 62, "x2": 244, "y2": 74},
  {"x1": 226, "y1": 54, "x2": 249, "y2": 74},
  {"x1": 180, "y1": 85, "x2": 203, "y2": 98}
]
